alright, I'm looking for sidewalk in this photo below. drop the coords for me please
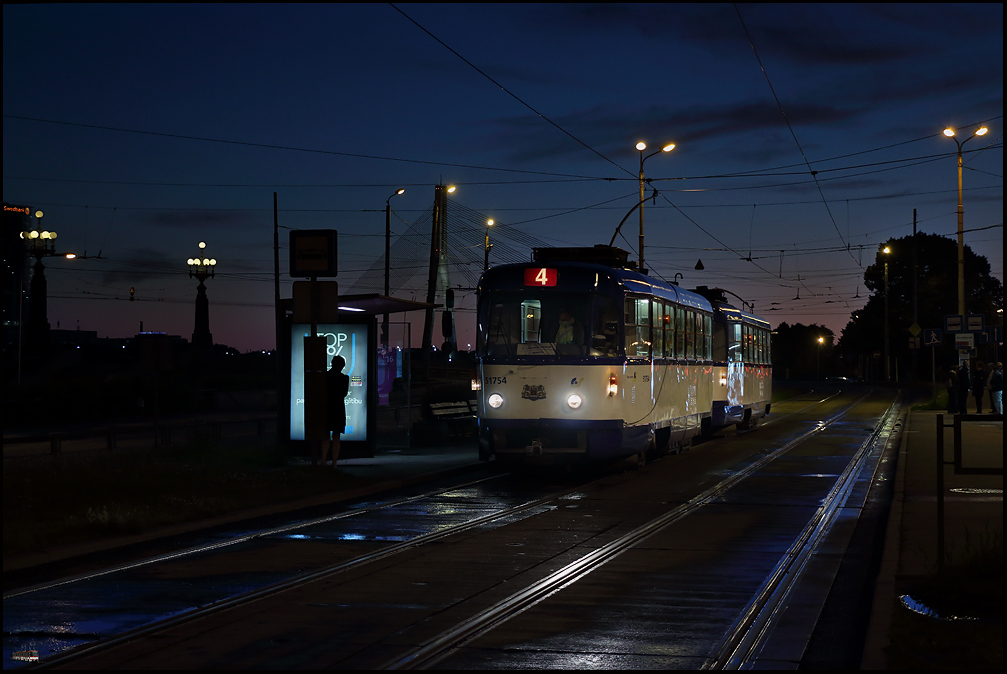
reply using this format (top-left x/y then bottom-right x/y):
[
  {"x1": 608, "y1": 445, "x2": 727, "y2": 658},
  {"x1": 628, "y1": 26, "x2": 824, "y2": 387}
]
[{"x1": 862, "y1": 409, "x2": 1004, "y2": 668}]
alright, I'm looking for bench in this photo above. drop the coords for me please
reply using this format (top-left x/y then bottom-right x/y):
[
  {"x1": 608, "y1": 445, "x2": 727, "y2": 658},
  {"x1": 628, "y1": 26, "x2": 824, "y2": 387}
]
[{"x1": 412, "y1": 400, "x2": 478, "y2": 445}]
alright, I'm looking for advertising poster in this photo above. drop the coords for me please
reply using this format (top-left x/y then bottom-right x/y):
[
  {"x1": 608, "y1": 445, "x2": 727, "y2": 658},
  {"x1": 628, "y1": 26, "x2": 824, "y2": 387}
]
[{"x1": 290, "y1": 323, "x2": 369, "y2": 441}]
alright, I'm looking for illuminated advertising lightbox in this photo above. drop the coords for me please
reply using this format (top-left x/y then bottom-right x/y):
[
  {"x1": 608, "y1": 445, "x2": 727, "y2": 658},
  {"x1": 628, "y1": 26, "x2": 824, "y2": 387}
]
[{"x1": 290, "y1": 323, "x2": 370, "y2": 442}]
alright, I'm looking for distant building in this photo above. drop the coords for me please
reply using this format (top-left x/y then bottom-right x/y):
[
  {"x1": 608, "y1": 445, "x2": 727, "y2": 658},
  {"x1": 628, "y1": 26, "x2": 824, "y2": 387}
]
[{"x1": 3, "y1": 203, "x2": 32, "y2": 348}]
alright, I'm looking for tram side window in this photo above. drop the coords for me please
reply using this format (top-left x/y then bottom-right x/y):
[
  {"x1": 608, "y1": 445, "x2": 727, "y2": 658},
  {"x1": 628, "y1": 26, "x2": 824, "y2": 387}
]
[
  {"x1": 665, "y1": 305, "x2": 677, "y2": 359},
  {"x1": 757, "y1": 329, "x2": 765, "y2": 364},
  {"x1": 728, "y1": 322, "x2": 742, "y2": 362},
  {"x1": 625, "y1": 297, "x2": 651, "y2": 358},
  {"x1": 652, "y1": 300, "x2": 666, "y2": 358},
  {"x1": 683, "y1": 309, "x2": 694, "y2": 359},
  {"x1": 704, "y1": 314, "x2": 713, "y2": 360}
]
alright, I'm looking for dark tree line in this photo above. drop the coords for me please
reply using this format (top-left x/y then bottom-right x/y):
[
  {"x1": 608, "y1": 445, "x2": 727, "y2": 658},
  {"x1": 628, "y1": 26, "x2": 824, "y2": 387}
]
[
  {"x1": 836, "y1": 233, "x2": 1003, "y2": 381},
  {"x1": 772, "y1": 322, "x2": 836, "y2": 380}
]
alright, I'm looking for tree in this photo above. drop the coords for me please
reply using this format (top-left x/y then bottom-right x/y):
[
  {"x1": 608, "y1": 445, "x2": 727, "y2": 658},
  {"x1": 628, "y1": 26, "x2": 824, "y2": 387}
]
[
  {"x1": 773, "y1": 322, "x2": 835, "y2": 380},
  {"x1": 838, "y1": 233, "x2": 1003, "y2": 381}
]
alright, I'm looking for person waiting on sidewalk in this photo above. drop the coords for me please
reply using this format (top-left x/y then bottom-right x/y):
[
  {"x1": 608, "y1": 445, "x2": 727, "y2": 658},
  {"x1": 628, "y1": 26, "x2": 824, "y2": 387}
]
[
  {"x1": 957, "y1": 363, "x2": 971, "y2": 415},
  {"x1": 990, "y1": 362, "x2": 1003, "y2": 416},
  {"x1": 321, "y1": 355, "x2": 350, "y2": 468},
  {"x1": 945, "y1": 367, "x2": 959, "y2": 414},
  {"x1": 972, "y1": 360, "x2": 986, "y2": 413}
]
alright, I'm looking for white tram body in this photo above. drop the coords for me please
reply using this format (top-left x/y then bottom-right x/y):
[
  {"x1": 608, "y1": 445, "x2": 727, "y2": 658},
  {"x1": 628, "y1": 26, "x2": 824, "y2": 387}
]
[{"x1": 476, "y1": 246, "x2": 772, "y2": 465}]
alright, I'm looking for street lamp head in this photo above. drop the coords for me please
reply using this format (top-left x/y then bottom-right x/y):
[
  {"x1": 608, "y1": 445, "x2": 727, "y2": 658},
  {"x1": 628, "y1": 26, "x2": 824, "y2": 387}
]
[
  {"x1": 636, "y1": 142, "x2": 647, "y2": 151},
  {"x1": 396, "y1": 188, "x2": 405, "y2": 195},
  {"x1": 35, "y1": 210, "x2": 43, "y2": 219},
  {"x1": 661, "y1": 143, "x2": 675, "y2": 152},
  {"x1": 943, "y1": 128, "x2": 956, "y2": 137},
  {"x1": 198, "y1": 241, "x2": 206, "y2": 249},
  {"x1": 975, "y1": 126, "x2": 988, "y2": 136},
  {"x1": 486, "y1": 219, "x2": 494, "y2": 227},
  {"x1": 447, "y1": 185, "x2": 456, "y2": 193},
  {"x1": 818, "y1": 336, "x2": 824, "y2": 344},
  {"x1": 882, "y1": 246, "x2": 890, "y2": 254}
]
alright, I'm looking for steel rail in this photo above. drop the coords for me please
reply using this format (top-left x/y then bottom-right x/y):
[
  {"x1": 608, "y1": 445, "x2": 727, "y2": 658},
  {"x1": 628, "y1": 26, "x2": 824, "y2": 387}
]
[
  {"x1": 29, "y1": 468, "x2": 634, "y2": 669},
  {"x1": 5, "y1": 472, "x2": 506, "y2": 600},
  {"x1": 708, "y1": 393, "x2": 902, "y2": 669},
  {"x1": 383, "y1": 390, "x2": 877, "y2": 670}
]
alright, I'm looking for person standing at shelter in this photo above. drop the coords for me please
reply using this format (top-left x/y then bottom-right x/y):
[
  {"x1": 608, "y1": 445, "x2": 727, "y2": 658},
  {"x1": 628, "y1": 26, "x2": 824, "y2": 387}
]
[
  {"x1": 990, "y1": 362, "x2": 1003, "y2": 416},
  {"x1": 945, "y1": 367, "x2": 959, "y2": 414},
  {"x1": 322, "y1": 355, "x2": 350, "y2": 468},
  {"x1": 957, "y1": 363, "x2": 971, "y2": 415},
  {"x1": 972, "y1": 360, "x2": 986, "y2": 413}
]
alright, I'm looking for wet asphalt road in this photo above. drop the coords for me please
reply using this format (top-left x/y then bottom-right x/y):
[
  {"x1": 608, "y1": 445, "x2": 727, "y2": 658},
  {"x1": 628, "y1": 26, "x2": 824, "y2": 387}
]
[{"x1": 4, "y1": 386, "x2": 900, "y2": 669}]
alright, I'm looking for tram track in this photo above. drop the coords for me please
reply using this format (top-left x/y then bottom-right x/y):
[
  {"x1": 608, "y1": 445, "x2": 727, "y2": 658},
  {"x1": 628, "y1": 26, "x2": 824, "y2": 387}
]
[
  {"x1": 383, "y1": 389, "x2": 885, "y2": 670},
  {"x1": 22, "y1": 387, "x2": 898, "y2": 670}
]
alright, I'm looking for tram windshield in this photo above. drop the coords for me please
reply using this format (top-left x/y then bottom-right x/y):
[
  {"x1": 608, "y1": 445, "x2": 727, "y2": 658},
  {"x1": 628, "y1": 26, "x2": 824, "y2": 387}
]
[{"x1": 481, "y1": 292, "x2": 620, "y2": 357}]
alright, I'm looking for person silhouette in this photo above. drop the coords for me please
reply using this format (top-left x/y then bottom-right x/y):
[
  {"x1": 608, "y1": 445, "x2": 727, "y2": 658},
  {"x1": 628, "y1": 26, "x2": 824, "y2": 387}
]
[{"x1": 321, "y1": 355, "x2": 350, "y2": 467}]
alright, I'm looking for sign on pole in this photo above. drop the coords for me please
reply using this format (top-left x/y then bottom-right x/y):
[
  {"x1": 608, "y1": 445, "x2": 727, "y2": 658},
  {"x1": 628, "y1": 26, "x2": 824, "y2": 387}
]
[
  {"x1": 923, "y1": 328, "x2": 942, "y2": 347},
  {"x1": 944, "y1": 315, "x2": 963, "y2": 332},
  {"x1": 966, "y1": 314, "x2": 984, "y2": 332},
  {"x1": 290, "y1": 229, "x2": 338, "y2": 277}
]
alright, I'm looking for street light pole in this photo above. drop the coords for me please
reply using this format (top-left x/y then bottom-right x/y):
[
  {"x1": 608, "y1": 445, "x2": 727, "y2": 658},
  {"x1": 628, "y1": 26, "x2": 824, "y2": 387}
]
[
  {"x1": 483, "y1": 219, "x2": 494, "y2": 272},
  {"x1": 635, "y1": 141, "x2": 674, "y2": 274},
  {"x1": 882, "y1": 245, "x2": 891, "y2": 382},
  {"x1": 383, "y1": 188, "x2": 405, "y2": 350},
  {"x1": 817, "y1": 336, "x2": 824, "y2": 381},
  {"x1": 944, "y1": 125, "x2": 988, "y2": 317}
]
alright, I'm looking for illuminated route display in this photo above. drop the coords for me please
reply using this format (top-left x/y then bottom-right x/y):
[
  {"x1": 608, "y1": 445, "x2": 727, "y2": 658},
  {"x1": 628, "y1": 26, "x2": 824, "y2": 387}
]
[{"x1": 290, "y1": 323, "x2": 370, "y2": 442}]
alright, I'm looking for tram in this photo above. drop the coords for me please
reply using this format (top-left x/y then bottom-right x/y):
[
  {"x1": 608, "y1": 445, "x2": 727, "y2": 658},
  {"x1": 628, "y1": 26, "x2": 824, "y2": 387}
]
[{"x1": 475, "y1": 245, "x2": 772, "y2": 465}]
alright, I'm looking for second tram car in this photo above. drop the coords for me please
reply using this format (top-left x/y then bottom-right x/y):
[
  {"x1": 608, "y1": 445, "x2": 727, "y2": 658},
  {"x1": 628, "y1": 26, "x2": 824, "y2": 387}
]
[{"x1": 475, "y1": 246, "x2": 772, "y2": 465}]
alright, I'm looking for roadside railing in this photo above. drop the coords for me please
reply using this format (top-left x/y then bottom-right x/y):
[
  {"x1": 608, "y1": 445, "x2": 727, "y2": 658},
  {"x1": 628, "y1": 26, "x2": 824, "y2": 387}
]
[
  {"x1": 2, "y1": 415, "x2": 278, "y2": 460},
  {"x1": 936, "y1": 412, "x2": 1004, "y2": 572}
]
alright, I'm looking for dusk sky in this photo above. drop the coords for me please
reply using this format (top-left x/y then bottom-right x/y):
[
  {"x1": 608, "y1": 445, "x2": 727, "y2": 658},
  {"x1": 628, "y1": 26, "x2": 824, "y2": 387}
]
[{"x1": 3, "y1": 3, "x2": 1003, "y2": 353}]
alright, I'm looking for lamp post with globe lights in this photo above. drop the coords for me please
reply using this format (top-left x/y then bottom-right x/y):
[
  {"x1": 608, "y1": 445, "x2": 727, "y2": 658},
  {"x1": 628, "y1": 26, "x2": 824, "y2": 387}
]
[
  {"x1": 187, "y1": 242, "x2": 216, "y2": 349},
  {"x1": 943, "y1": 124, "x2": 988, "y2": 317},
  {"x1": 20, "y1": 210, "x2": 58, "y2": 346}
]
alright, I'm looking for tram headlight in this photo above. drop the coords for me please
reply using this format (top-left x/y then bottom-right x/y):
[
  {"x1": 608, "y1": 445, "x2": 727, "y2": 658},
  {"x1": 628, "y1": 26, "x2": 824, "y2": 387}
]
[
  {"x1": 487, "y1": 393, "x2": 504, "y2": 409},
  {"x1": 567, "y1": 393, "x2": 583, "y2": 409}
]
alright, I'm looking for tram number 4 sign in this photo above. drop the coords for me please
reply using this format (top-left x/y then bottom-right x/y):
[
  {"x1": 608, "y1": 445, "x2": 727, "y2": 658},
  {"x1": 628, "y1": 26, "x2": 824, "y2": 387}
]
[{"x1": 524, "y1": 267, "x2": 557, "y2": 286}]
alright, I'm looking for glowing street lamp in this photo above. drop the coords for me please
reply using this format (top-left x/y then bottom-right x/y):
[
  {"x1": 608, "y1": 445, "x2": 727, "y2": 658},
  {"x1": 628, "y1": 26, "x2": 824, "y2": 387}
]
[
  {"x1": 943, "y1": 124, "x2": 989, "y2": 317},
  {"x1": 383, "y1": 188, "x2": 405, "y2": 349},
  {"x1": 636, "y1": 140, "x2": 675, "y2": 274},
  {"x1": 484, "y1": 219, "x2": 494, "y2": 272},
  {"x1": 187, "y1": 241, "x2": 217, "y2": 349},
  {"x1": 817, "y1": 336, "x2": 825, "y2": 381},
  {"x1": 882, "y1": 245, "x2": 891, "y2": 382}
]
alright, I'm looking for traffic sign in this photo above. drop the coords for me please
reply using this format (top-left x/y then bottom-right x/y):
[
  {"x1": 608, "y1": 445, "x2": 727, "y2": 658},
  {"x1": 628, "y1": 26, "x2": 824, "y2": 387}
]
[
  {"x1": 909, "y1": 337, "x2": 921, "y2": 349},
  {"x1": 966, "y1": 314, "x2": 984, "y2": 332},
  {"x1": 978, "y1": 326, "x2": 1004, "y2": 344},
  {"x1": 908, "y1": 322, "x2": 921, "y2": 337},
  {"x1": 923, "y1": 328, "x2": 942, "y2": 347},
  {"x1": 944, "y1": 315, "x2": 963, "y2": 332}
]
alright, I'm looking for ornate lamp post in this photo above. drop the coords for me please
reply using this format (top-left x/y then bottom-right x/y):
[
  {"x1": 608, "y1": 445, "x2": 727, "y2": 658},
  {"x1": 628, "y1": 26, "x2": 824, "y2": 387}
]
[
  {"x1": 20, "y1": 210, "x2": 58, "y2": 346},
  {"x1": 943, "y1": 124, "x2": 988, "y2": 317},
  {"x1": 187, "y1": 242, "x2": 216, "y2": 349},
  {"x1": 635, "y1": 140, "x2": 675, "y2": 274}
]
